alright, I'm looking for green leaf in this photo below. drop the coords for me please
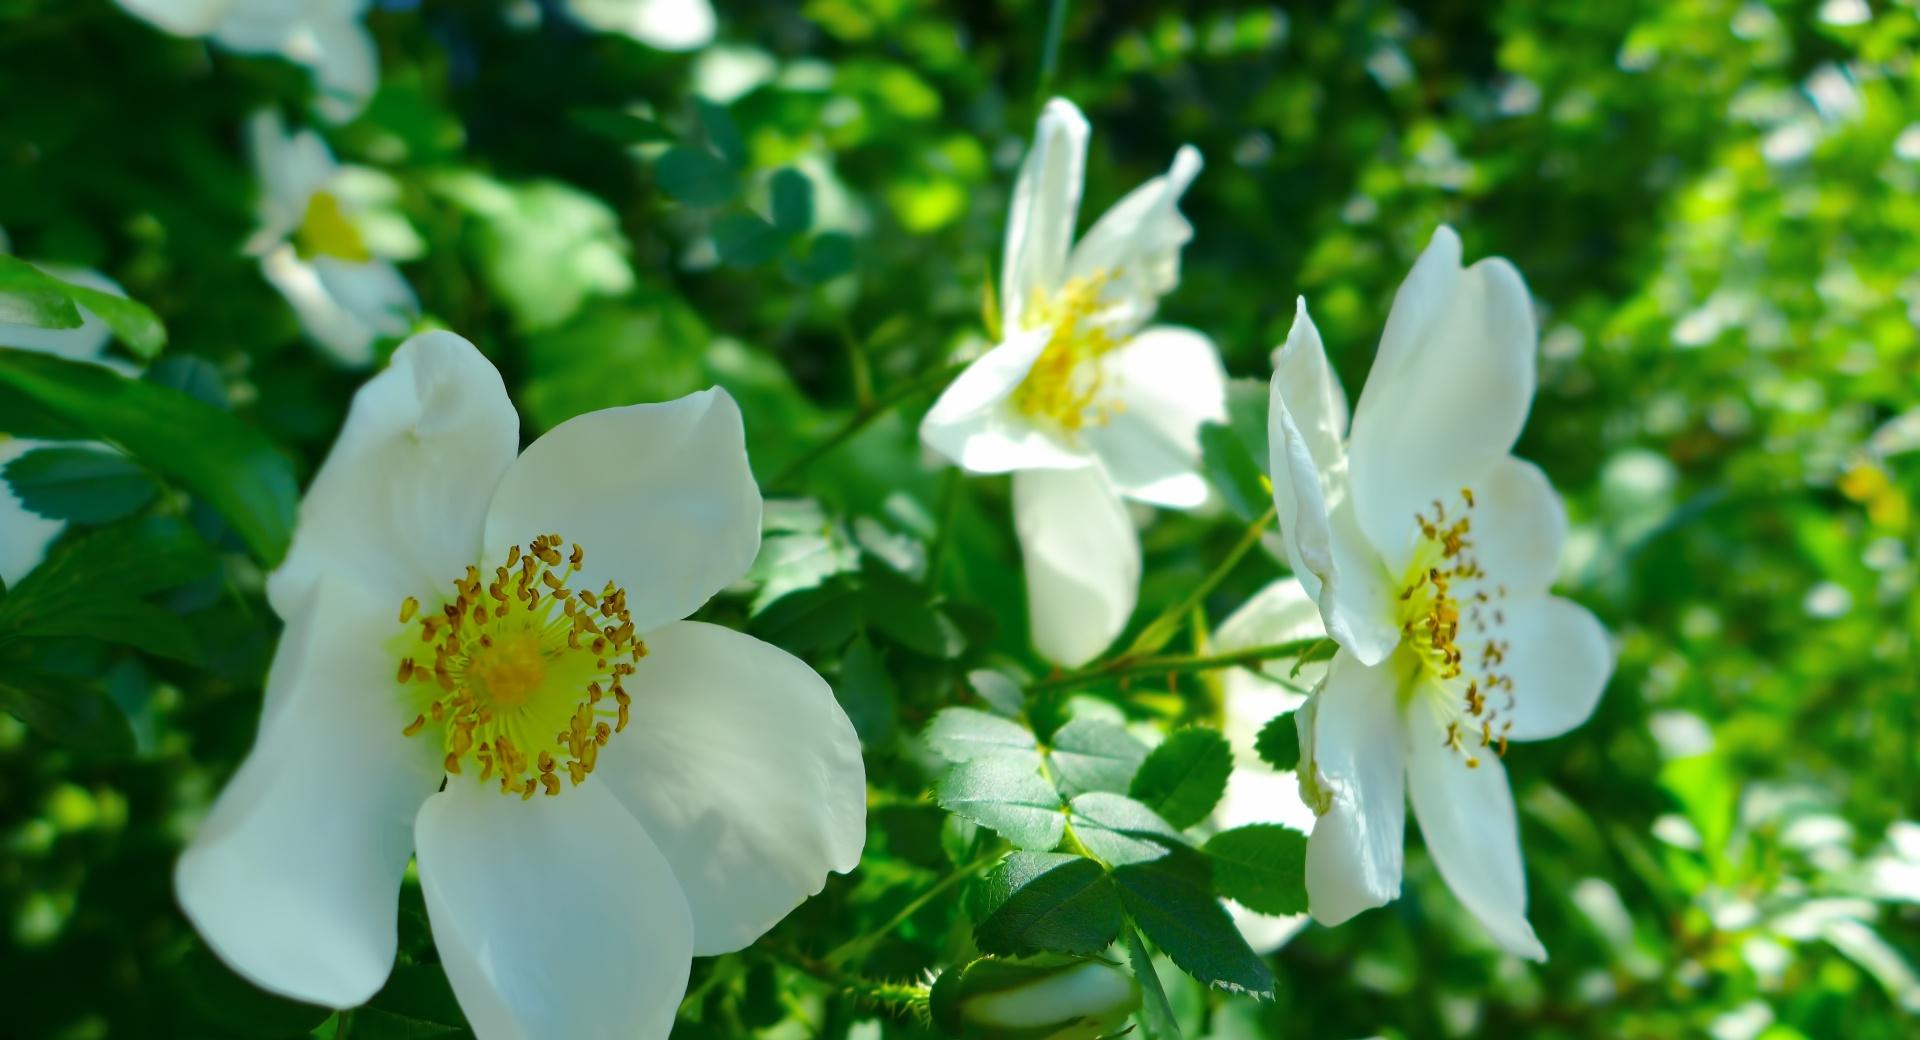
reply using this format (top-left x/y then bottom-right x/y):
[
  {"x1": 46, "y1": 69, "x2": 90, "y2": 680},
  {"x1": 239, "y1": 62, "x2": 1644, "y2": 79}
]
[
  {"x1": 360, "y1": 962, "x2": 471, "y2": 1039},
  {"x1": 1048, "y1": 717, "x2": 1148, "y2": 795},
  {"x1": 0, "y1": 671, "x2": 134, "y2": 755},
  {"x1": 834, "y1": 633, "x2": 898, "y2": 746},
  {"x1": 339, "y1": 1009, "x2": 466, "y2": 1039},
  {"x1": 0, "y1": 349, "x2": 297, "y2": 564},
  {"x1": 567, "y1": 107, "x2": 673, "y2": 144},
  {"x1": 63, "y1": 282, "x2": 166, "y2": 359},
  {"x1": 1200, "y1": 420, "x2": 1269, "y2": 524},
  {"x1": 1123, "y1": 924, "x2": 1182, "y2": 1040},
  {"x1": 925, "y1": 706, "x2": 1040, "y2": 766},
  {"x1": 1069, "y1": 792, "x2": 1184, "y2": 866},
  {"x1": 1129, "y1": 728, "x2": 1234, "y2": 829},
  {"x1": 0, "y1": 518, "x2": 215, "y2": 662},
  {"x1": 967, "y1": 668, "x2": 1026, "y2": 717},
  {"x1": 713, "y1": 212, "x2": 788, "y2": 267},
  {"x1": 144, "y1": 354, "x2": 228, "y2": 407},
  {"x1": 167, "y1": 939, "x2": 333, "y2": 1037},
  {"x1": 696, "y1": 98, "x2": 747, "y2": 168},
  {"x1": 3, "y1": 446, "x2": 157, "y2": 524},
  {"x1": 1115, "y1": 849, "x2": 1276, "y2": 998},
  {"x1": 784, "y1": 231, "x2": 854, "y2": 284},
  {"x1": 1203, "y1": 824, "x2": 1308, "y2": 916},
  {"x1": 770, "y1": 167, "x2": 814, "y2": 234},
  {"x1": 930, "y1": 954, "x2": 1119, "y2": 1037},
  {"x1": 1254, "y1": 711, "x2": 1300, "y2": 772},
  {"x1": 974, "y1": 852, "x2": 1123, "y2": 957},
  {"x1": 0, "y1": 255, "x2": 83, "y2": 329},
  {"x1": 654, "y1": 146, "x2": 737, "y2": 206},
  {"x1": 936, "y1": 757, "x2": 1065, "y2": 851},
  {"x1": 859, "y1": 561, "x2": 964, "y2": 657}
]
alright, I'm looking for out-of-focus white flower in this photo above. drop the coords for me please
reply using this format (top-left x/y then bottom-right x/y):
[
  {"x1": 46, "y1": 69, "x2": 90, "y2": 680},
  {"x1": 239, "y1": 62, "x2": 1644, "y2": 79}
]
[
  {"x1": 943, "y1": 957, "x2": 1139, "y2": 1040},
  {"x1": 116, "y1": 0, "x2": 378, "y2": 122},
  {"x1": 175, "y1": 331, "x2": 867, "y2": 1039},
  {"x1": 0, "y1": 263, "x2": 134, "y2": 586},
  {"x1": 1268, "y1": 226, "x2": 1612, "y2": 960},
  {"x1": 248, "y1": 110, "x2": 418, "y2": 367},
  {"x1": 566, "y1": 0, "x2": 717, "y2": 51},
  {"x1": 920, "y1": 98, "x2": 1226, "y2": 667},
  {"x1": 1209, "y1": 577, "x2": 1325, "y2": 954}
]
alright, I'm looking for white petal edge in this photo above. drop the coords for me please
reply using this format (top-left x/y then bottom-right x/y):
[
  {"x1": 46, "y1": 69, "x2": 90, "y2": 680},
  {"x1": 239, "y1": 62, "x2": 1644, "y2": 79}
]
[
  {"x1": 482, "y1": 387, "x2": 762, "y2": 636},
  {"x1": 567, "y1": 0, "x2": 717, "y2": 51},
  {"x1": 415, "y1": 778, "x2": 695, "y2": 1040},
  {"x1": 1268, "y1": 301, "x2": 1400, "y2": 666},
  {"x1": 266, "y1": 330, "x2": 518, "y2": 623},
  {"x1": 1347, "y1": 228, "x2": 1539, "y2": 570},
  {"x1": 597, "y1": 621, "x2": 866, "y2": 954},
  {"x1": 1081, "y1": 324, "x2": 1226, "y2": 508},
  {"x1": 1301, "y1": 650, "x2": 1407, "y2": 927},
  {"x1": 1001, "y1": 98, "x2": 1089, "y2": 333},
  {"x1": 1403, "y1": 704, "x2": 1547, "y2": 960},
  {"x1": 260, "y1": 247, "x2": 380, "y2": 367},
  {"x1": 1013, "y1": 464, "x2": 1139, "y2": 668},
  {"x1": 175, "y1": 576, "x2": 443, "y2": 1007},
  {"x1": 1065, "y1": 145, "x2": 1203, "y2": 339},
  {"x1": 1495, "y1": 596, "x2": 1612, "y2": 743},
  {"x1": 919, "y1": 328, "x2": 1092, "y2": 474}
]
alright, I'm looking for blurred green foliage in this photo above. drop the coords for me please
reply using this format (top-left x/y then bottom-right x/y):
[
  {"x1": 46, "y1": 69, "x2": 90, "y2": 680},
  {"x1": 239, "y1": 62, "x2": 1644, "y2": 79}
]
[{"x1": 1, "y1": 0, "x2": 1918, "y2": 1038}]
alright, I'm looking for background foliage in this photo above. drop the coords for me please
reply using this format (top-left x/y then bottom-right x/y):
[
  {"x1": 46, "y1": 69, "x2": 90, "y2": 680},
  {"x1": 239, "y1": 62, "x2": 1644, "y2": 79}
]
[{"x1": 3, "y1": 0, "x2": 1919, "y2": 1038}]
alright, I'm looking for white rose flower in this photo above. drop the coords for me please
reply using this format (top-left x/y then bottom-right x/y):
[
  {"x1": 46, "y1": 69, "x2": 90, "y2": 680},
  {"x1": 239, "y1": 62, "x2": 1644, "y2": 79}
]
[
  {"x1": 0, "y1": 263, "x2": 135, "y2": 586},
  {"x1": 1208, "y1": 577, "x2": 1324, "y2": 954},
  {"x1": 920, "y1": 98, "x2": 1226, "y2": 668},
  {"x1": 1267, "y1": 227, "x2": 1612, "y2": 959},
  {"x1": 565, "y1": 0, "x2": 717, "y2": 51},
  {"x1": 248, "y1": 110, "x2": 419, "y2": 367},
  {"x1": 175, "y1": 330, "x2": 868, "y2": 1038},
  {"x1": 116, "y1": 0, "x2": 378, "y2": 121}
]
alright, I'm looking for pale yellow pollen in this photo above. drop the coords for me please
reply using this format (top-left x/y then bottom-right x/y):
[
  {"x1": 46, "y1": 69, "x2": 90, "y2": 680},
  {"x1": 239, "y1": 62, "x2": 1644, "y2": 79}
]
[
  {"x1": 1396, "y1": 487, "x2": 1515, "y2": 767},
  {"x1": 394, "y1": 535, "x2": 643, "y2": 798},
  {"x1": 1010, "y1": 270, "x2": 1124, "y2": 433},
  {"x1": 295, "y1": 190, "x2": 373, "y2": 263}
]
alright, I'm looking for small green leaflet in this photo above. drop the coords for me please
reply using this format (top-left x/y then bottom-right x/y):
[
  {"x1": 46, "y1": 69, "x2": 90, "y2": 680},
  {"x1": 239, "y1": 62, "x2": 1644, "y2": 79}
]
[
  {"x1": 973, "y1": 852, "x2": 1122, "y2": 957},
  {"x1": 654, "y1": 146, "x2": 736, "y2": 206},
  {"x1": 1114, "y1": 848, "x2": 1276, "y2": 999},
  {"x1": 925, "y1": 706, "x2": 1040, "y2": 767},
  {"x1": 3, "y1": 445, "x2": 157, "y2": 524},
  {"x1": 1068, "y1": 792, "x2": 1183, "y2": 867},
  {"x1": 1123, "y1": 924, "x2": 1182, "y2": 1040},
  {"x1": 0, "y1": 256, "x2": 166, "y2": 358},
  {"x1": 770, "y1": 168, "x2": 814, "y2": 234},
  {"x1": 1203, "y1": 824, "x2": 1309, "y2": 916},
  {"x1": 934, "y1": 757, "x2": 1064, "y2": 851},
  {"x1": 1129, "y1": 727, "x2": 1234, "y2": 829},
  {"x1": 1255, "y1": 711, "x2": 1301, "y2": 771},
  {"x1": 1047, "y1": 716, "x2": 1148, "y2": 795}
]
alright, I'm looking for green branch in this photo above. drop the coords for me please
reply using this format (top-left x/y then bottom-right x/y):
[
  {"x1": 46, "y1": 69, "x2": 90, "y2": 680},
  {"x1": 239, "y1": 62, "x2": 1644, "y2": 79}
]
[
  {"x1": 1125, "y1": 502, "x2": 1278, "y2": 658},
  {"x1": 1026, "y1": 636, "x2": 1329, "y2": 695},
  {"x1": 823, "y1": 847, "x2": 1004, "y2": 968},
  {"x1": 769, "y1": 360, "x2": 968, "y2": 491}
]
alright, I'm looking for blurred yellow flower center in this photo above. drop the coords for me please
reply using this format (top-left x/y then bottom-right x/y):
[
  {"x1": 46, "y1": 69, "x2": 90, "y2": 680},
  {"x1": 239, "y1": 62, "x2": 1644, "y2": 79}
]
[
  {"x1": 1011, "y1": 270, "x2": 1123, "y2": 433},
  {"x1": 392, "y1": 534, "x2": 644, "y2": 799},
  {"x1": 1395, "y1": 488, "x2": 1513, "y2": 768},
  {"x1": 295, "y1": 190, "x2": 373, "y2": 263}
]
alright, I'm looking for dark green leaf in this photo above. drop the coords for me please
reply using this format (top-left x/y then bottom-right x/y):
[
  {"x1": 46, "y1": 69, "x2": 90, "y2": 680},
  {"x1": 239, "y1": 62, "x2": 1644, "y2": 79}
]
[
  {"x1": 784, "y1": 231, "x2": 854, "y2": 284},
  {"x1": 1200, "y1": 420, "x2": 1269, "y2": 524},
  {"x1": 936, "y1": 757, "x2": 1065, "y2": 851},
  {"x1": 967, "y1": 668, "x2": 1026, "y2": 717},
  {"x1": 713, "y1": 212, "x2": 788, "y2": 267},
  {"x1": 63, "y1": 282, "x2": 166, "y2": 359},
  {"x1": 654, "y1": 146, "x2": 736, "y2": 206},
  {"x1": 749, "y1": 578, "x2": 861, "y2": 655},
  {"x1": 0, "y1": 671, "x2": 134, "y2": 755},
  {"x1": 1129, "y1": 728, "x2": 1234, "y2": 829},
  {"x1": 0, "y1": 349, "x2": 297, "y2": 564},
  {"x1": 167, "y1": 939, "x2": 333, "y2": 1037},
  {"x1": 340, "y1": 1009, "x2": 466, "y2": 1039},
  {"x1": 1254, "y1": 711, "x2": 1301, "y2": 772},
  {"x1": 0, "y1": 255, "x2": 83, "y2": 330},
  {"x1": 834, "y1": 634, "x2": 898, "y2": 746},
  {"x1": 925, "y1": 706, "x2": 1039, "y2": 766},
  {"x1": 568, "y1": 107, "x2": 674, "y2": 144},
  {"x1": 1115, "y1": 849, "x2": 1275, "y2": 998},
  {"x1": 145, "y1": 354, "x2": 228, "y2": 407},
  {"x1": 1123, "y1": 924, "x2": 1182, "y2": 1040},
  {"x1": 770, "y1": 168, "x2": 814, "y2": 234},
  {"x1": 1048, "y1": 717, "x2": 1148, "y2": 795},
  {"x1": 1203, "y1": 824, "x2": 1309, "y2": 916},
  {"x1": 3, "y1": 445, "x2": 156, "y2": 524},
  {"x1": 0, "y1": 517, "x2": 216, "y2": 660},
  {"x1": 860, "y1": 561, "x2": 964, "y2": 657},
  {"x1": 975, "y1": 852, "x2": 1123, "y2": 957},
  {"x1": 362, "y1": 962, "x2": 470, "y2": 1038},
  {"x1": 696, "y1": 98, "x2": 747, "y2": 168},
  {"x1": 1069, "y1": 792, "x2": 1183, "y2": 866}
]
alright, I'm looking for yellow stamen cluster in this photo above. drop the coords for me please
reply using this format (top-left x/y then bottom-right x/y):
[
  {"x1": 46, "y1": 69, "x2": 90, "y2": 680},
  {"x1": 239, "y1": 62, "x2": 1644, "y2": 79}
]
[
  {"x1": 1010, "y1": 270, "x2": 1124, "y2": 433},
  {"x1": 1396, "y1": 489, "x2": 1514, "y2": 768},
  {"x1": 295, "y1": 190, "x2": 373, "y2": 263},
  {"x1": 395, "y1": 535, "x2": 646, "y2": 799}
]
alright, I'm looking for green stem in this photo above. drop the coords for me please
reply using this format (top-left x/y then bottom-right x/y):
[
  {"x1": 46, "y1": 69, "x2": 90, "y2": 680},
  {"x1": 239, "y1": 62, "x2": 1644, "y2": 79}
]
[
  {"x1": 923, "y1": 467, "x2": 963, "y2": 591},
  {"x1": 838, "y1": 318, "x2": 875, "y2": 411},
  {"x1": 769, "y1": 360, "x2": 967, "y2": 491},
  {"x1": 760, "y1": 944, "x2": 930, "y2": 1014},
  {"x1": 1025, "y1": 636, "x2": 1327, "y2": 695},
  {"x1": 1124, "y1": 503, "x2": 1277, "y2": 658},
  {"x1": 822, "y1": 848, "x2": 1003, "y2": 968},
  {"x1": 1036, "y1": 0, "x2": 1071, "y2": 100}
]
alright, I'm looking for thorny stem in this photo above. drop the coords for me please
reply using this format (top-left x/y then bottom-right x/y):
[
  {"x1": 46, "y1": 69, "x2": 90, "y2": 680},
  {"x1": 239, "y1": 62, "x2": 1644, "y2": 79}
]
[
  {"x1": 1123, "y1": 502, "x2": 1278, "y2": 658},
  {"x1": 1025, "y1": 636, "x2": 1330, "y2": 695},
  {"x1": 823, "y1": 847, "x2": 1005, "y2": 968},
  {"x1": 769, "y1": 360, "x2": 968, "y2": 491},
  {"x1": 759, "y1": 943, "x2": 930, "y2": 1015}
]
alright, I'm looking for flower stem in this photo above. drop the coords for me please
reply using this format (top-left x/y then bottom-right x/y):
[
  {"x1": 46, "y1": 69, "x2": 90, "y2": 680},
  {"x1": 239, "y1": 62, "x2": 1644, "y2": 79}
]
[
  {"x1": 1124, "y1": 502, "x2": 1278, "y2": 658},
  {"x1": 759, "y1": 944, "x2": 930, "y2": 1015},
  {"x1": 1025, "y1": 636, "x2": 1328, "y2": 695},
  {"x1": 822, "y1": 847, "x2": 1004, "y2": 968},
  {"x1": 769, "y1": 360, "x2": 968, "y2": 491}
]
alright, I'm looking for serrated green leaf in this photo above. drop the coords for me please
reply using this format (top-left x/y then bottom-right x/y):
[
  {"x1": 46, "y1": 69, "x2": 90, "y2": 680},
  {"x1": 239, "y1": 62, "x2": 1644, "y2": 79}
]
[
  {"x1": 0, "y1": 349, "x2": 297, "y2": 564},
  {"x1": 1069, "y1": 792, "x2": 1184, "y2": 867},
  {"x1": 1254, "y1": 711, "x2": 1301, "y2": 771},
  {"x1": 936, "y1": 757, "x2": 1065, "y2": 851},
  {"x1": 1115, "y1": 849, "x2": 1275, "y2": 998},
  {"x1": 655, "y1": 146, "x2": 736, "y2": 206},
  {"x1": 1129, "y1": 728, "x2": 1234, "y2": 829},
  {"x1": 1203, "y1": 824, "x2": 1308, "y2": 916},
  {"x1": 926, "y1": 706, "x2": 1039, "y2": 765},
  {"x1": 3, "y1": 445, "x2": 156, "y2": 524},
  {"x1": 713, "y1": 212, "x2": 788, "y2": 267},
  {"x1": 0, "y1": 671, "x2": 134, "y2": 755},
  {"x1": 0, "y1": 518, "x2": 214, "y2": 661},
  {"x1": 0, "y1": 255, "x2": 83, "y2": 330},
  {"x1": 770, "y1": 167, "x2": 814, "y2": 234},
  {"x1": 1048, "y1": 717, "x2": 1148, "y2": 795},
  {"x1": 967, "y1": 668, "x2": 1026, "y2": 717},
  {"x1": 975, "y1": 852, "x2": 1124, "y2": 957}
]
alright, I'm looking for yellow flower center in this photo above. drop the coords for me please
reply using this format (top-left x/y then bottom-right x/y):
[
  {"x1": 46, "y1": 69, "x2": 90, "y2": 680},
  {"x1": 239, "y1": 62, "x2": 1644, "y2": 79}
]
[
  {"x1": 392, "y1": 534, "x2": 643, "y2": 799},
  {"x1": 1010, "y1": 270, "x2": 1124, "y2": 433},
  {"x1": 295, "y1": 190, "x2": 372, "y2": 263},
  {"x1": 1394, "y1": 488, "x2": 1514, "y2": 768}
]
